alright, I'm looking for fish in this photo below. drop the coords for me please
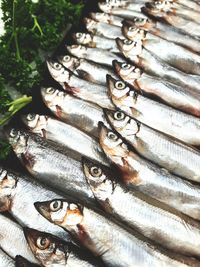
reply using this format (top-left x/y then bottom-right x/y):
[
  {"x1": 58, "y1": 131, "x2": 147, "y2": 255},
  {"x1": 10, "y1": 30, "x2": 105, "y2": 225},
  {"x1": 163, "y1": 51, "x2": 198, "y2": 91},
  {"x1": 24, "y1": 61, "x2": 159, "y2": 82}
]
[
  {"x1": 72, "y1": 32, "x2": 119, "y2": 53},
  {"x1": 0, "y1": 166, "x2": 71, "y2": 241},
  {"x1": 21, "y1": 114, "x2": 109, "y2": 166},
  {"x1": 0, "y1": 249, "x2": 14, "y2": 267},
  {"x1": 15, "y1": 255, "x2": 39, "y2": 267},
  {"x1": 101, "y1": 0, "x2": 148, "y2": 12},
  {"x1": 122, "y1": 18, "x2": 200, "y2": 54},
  {"x1": 98, "y1": 123, "x2": 200, "y2": 220},
  {"x1": 47, "y1": 60, "x2": 114, "y2": 109},
  {"x1": 84, "y1": 18, "x2": 123, "y2": 40},
  {"x1": 66, "y1": 45, "x2": 123, "y2": 67},
  {"x1": 6, "y1": 128, "x2": 96, "y2": 206},
  {"x1": 34, "y1": 199, "x2": 200, "y2": 267},
  {"x1": 175, "y1": 0, "x2": 200, "y2": 12},
  {"x1": 107, "y1": 75, "x2": 200, "y2": 146},
  {"x1": 0, "y1": 214, "x2": 38, "y2": 264},
  {"x1": 24, "y1": 228, "x2": 103, "y2": 267},
  {"x1": 58, "y1": 54, "x2": 118, "y2": 85},
  {"x1": 89, "y1": 12, "x2": 124, "y2": 27},
  {"x1": 105, "y1": 109, "x2": 200, "y2": 182},
  {"x1": 113, "y1": 60, "x2": 200, "y2": 116},
  {"x1": 40, "y1": 87, "x2": 109, "y2": 139},
  {"x1": 83, "y1": 157, "x2": 200, "y2": 257},
  {"x1": 116, "y1": 39, "x2": 200, "y2": 92}
]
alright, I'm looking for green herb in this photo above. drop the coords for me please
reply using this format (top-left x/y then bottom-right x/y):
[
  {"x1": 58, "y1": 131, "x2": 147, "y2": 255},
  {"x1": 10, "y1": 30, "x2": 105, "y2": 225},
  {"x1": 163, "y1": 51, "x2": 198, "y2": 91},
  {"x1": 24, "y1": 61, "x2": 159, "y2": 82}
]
[{"x1": 0, "y1": 140, "x2": 11, "y2": 160}]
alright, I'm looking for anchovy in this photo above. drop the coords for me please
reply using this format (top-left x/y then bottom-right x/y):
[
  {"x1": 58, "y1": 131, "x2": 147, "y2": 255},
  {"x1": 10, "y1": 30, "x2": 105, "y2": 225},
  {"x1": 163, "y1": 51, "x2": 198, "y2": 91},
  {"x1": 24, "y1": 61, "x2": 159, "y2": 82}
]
[
  {"x1": 24, "y1": 228, "x2": 103, "y2": 267},
  {"x1": 0, "y1": 166, "x2": 71, "y2": 241},
  {"x1": 58, "y1": 54, "x2": 118, "y2": 85},
  {"x1": 15, "y1": 256, "x2": 39, "y2": 267},
  {"x1": 35, "y1": 199, "x2": 199, "y2": 267},
  {"x1": 83, "y1": 157, "x2": 200, "y2": 257},
  {"x1": 0, "y1": 249, "x2": 14, "y2": 267},
  {"x1": 47, "y1": 60, "x2": 114, "y2": 109},
  {"x1": 116, "y1": 38, "x2": 200, "y2": 92},
  {"x1": 113, "y1": 60, "x2": 200, "y2": 116},
  {"x1": 6, "y1": 128, "x2": 96, "y2": 206},
  {"x1": 40, "y1": 87, "x2": 109, "y2": 138},
  {"x1": 107, "y1": 75, "x2": 200, "y2": 146},
  {"x1": 21, "y1": 114, "x2": 109, "y2": 166},
  {"x1": 0, "y1": 214, "x2": 38, "y2": 264},
  {"x1": 89, "y1": 12, "x2": 124, "y2": 27},
  {"x1": 84, "y1": 18, "x2": 122, "y2": 40},
  {"x1": 72, "y1": 32, "x2": 119, "y2": 53},
  {"x1": 98, "y1": 124, "x2": 200, "y2": 220}
]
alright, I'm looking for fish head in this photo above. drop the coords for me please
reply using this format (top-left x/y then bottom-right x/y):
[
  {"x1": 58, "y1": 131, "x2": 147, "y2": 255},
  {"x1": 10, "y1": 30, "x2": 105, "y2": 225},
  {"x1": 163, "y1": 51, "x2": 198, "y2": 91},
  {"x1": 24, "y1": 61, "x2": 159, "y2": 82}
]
[
  {"x1": 46, "y1": 59, "x2": 70, "y2": 83},
  {"x1": 146, "y1": 1, "x2": 172, "y2": 11},
  {"x1": 107, "y1": 74, "x2": 130, "y2": 100},
  {"x1": 41, "y1": 87, "x2": 64, "y2": 113},
  {"x1": 57, "y1": 54, "x2": 79, "y2": 71},
  {"x1": 21, "y1": 114, "x2": 48, "y2": 137},
  {"x1": 130, "y1": 17, "x2": 149, "y2": 28},
  {"x1": 98, "y1": 2, "x2": 113, "y2": 12},
  {"x1": 122, "y1": 24, "x2": 146, "y2": 41},
  {"x1": 73, "y1": 32, "x2": 93, "y2": 46},
  {"x1": 34, "y1": 199, "x2": 84, "y2": 229},
  {"x1": 90, "y1": 12, "x2": 111, "y2": 24},
  {"x1": 0, "y1": 168, "x2": 17, "y2": 211},
  {"x1": 6, "y1": 127, "x2": 28, "y2": 156},
  {"x1": 24, "y1": 228, "x2": 68, "y2": 266},
  {"x1": 113, "y1": 60, "x2": 141, "y2": 82},
  {"x1": 84, "y1": 18, "x2": 98, "y2": 35},
  {"x1": 66, "y1": 45, "x2": 87, "y2": 58},
  {"x1": 116, "y1": 38, "x2": 143, "y2": 59}
]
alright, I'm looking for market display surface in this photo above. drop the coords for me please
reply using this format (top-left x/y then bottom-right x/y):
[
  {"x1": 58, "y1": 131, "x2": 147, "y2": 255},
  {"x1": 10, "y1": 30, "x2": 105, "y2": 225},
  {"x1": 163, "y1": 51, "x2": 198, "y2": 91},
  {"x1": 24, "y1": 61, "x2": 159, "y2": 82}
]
[{"x1": 1, "y1": 0, "x2": 200, "y2": 266}]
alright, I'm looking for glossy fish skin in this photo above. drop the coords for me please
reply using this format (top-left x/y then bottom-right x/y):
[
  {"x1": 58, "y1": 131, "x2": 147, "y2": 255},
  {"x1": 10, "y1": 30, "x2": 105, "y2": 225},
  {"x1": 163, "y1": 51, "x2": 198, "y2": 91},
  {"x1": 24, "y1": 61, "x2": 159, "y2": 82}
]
[
  {"x1": 66, "y1": 45, "x2": 123, "y2": 67},
  {"x1": 21, "y1": 114, "x2": 109, "y2": 166},
  {"x1": 15, "y1": 256, "x2": 39, "y2": 267},
  {"x1": 83, "y1": 157, "x2": 200, "y2": 257},
  {"x1": 72, "y1": 32, "x2": 119, "y2": 53},
  {"x1": 0, "y1": 166, "x2": 71, "y2": 241},
  {"x1": 0, "y1": 249, "x2": 14, "y2": 267},
  {"x1": 35, "y1": 199, "x2": 196, "y2": 267},
  {"x1": 6, "y1": 128, "x2": 96, "y2": 206},
  {"x1": 176, "y1": 0, "x2": 200, "y2": 12},
  {"x1": 47, "y1": 60, "x2": 114, "y2": 109},
  {"x1": 99, "y1": 1, "x2": 146, "y2": 12},
  {"x1": 41, "y1": 87, "x2": 109, "y2": 138},
  {"x1": 24, "y1": 228, "x2": 102, "y2": 267},
  {"x1": 0, "y1": 214, "x2": 38, "y2": 264},
  {"x1": 116, "y1": 39, "x2": 200, "y2": 92},
  {"x1": 98, "y1": 124, "x2": 200, "y2": 220},
  {"x1": 107, "y1": 75, "x2": 200, "y2": 146},
  {"x1": 89, "y1": 12, "x2": 124, "y2": 27},
  {"x1": 113, "y1": 60, "x2": 200, "y2": 116}
]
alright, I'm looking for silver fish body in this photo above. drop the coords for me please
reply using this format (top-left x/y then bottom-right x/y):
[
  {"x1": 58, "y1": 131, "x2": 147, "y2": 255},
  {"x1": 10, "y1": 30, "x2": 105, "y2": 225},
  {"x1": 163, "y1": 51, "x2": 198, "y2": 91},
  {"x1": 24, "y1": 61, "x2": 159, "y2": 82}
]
[
  {"x1": 0, "y1": 249, "x2": 14, "y2": 267},
  {"x1": 41, "y1": 87, "x2": 109, "y2": 138},
  {"x1": 113, "y1": 60, "x2": 200, "y2": 116},
  {"x1": 99, "y1": 124, "x2": 200, "y2": 220},
  {"x1": 89, "y1": 12, "x2": 124, "y2": 27},
  {"x1": 99, "y1": 1, "x2": 146, "y2": 12},
  {"x1": 176, "y1": 0, "x2": 200, "y2": 11},
  {"x1": 22, "y1": 114, "x2": 109, "y2": 166}
]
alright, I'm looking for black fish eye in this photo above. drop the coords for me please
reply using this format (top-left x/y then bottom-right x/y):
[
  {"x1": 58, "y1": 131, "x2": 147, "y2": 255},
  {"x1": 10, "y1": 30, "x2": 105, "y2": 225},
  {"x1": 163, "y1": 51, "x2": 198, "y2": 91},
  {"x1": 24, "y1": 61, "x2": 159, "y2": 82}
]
[
  {"x1": 27, "y1": 113, "x2": 36, "y2": 121},
  {"x1": 107, "y1": 131, "x2": 118, "y2": 141},
  {"x1": 115, "y1": 81, "x2": 126, "y2": 90},
  {"x1": 90, "y1": 166, "x2": 102, "y2": 177},
  {"x1": 46, "y1": 87, "x2": 55, "y2": 94},
  {"x1": 121, "y1": 63, "x2": 131, "y2": 70},
  {"x1": 50, "y1": 200, "x2": 62, "y2": 212},
  {"x1": 63, "y1": 55, "x2": 71, "y2": 62},
  {"x1": 53, "y1": 62, "x2": 62, "y2": 70},
  {"x1": 10, "y1": 128, "x2": 19, "y2": 138},
  {"x1": 76, "y1": 32, "x2": 83, "y2": 38},
  {"x1": 114, "y1": 111, "x2": 125, "y2": 121},
  {"x1": 36, "y1": 236, "x2": 50, "y2": 250},
  {"x1": 123, "y1": 39, "x2": 133, "y2": 45},
  {"x1": 129, "y1": 26, "x2": 136, "y2": 32}
]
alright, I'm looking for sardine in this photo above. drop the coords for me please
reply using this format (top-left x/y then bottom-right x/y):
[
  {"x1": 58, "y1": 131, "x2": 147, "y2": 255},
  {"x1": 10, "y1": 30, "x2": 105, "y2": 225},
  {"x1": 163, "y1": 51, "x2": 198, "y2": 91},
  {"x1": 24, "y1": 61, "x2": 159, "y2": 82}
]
[
  {"x1": 84, "y1": 18, "x2": 122, "y2": 40},
  {"x1": 40, "y1": 87, "x2": 109, "y2": 138},
  {"x1": 89, "y1": 12, "x2": 124, "y2": 27},
  {"x1": 6, "y1": 128, "x2": 96, "y2": 206},
  {"x1": 35, "y1": 199, "x2": 199, "y2": 267},
  {"x1": 0, "y1": 166, "x2": 71, "y2": 241},
  {"x1": 72, "y1": 32, "x2": 119, "y2": 53},
  {"x1": 15, "y1": 256, "x2": 39, "y2": 267},
  {"x1": 116, "y1": 39, "x2": 200, "y2": 92},
  {"x1": 21, "y1": 114, "x2": 109, "y2": 166},
  {"x1": 113, "y1": 60, "x2": 200, "y2": 116},
  {"x1": 58, "y1": 54, "x2": 118, "y2": 85},
  {"x1": 24, "y1": 228, "x2": 103, "y2": 267},
  {"x1": 0, "y1": 249, "x2": 14, "y2": 267},
  {"x1": 47, "y1": 60, "x2": 114, "y2": 109},
  {"x1": 107, "y1": 75, "x2": 200, "y2": 146},
  {"x1": 100, "y1": 0, "x2": 147, "y2": 11},
  {"x1": 83, "y1": 157, "x2": 200, "y2": 257},
  {"x1": 99, "y1": 124, "x2": 200, "y2": 220},
  {"x1": 66, "y1": 45, "x2": 123, "y2": 67},
  {"x1": 0, "y1": 214, "x2": 38, "y2": 264}
]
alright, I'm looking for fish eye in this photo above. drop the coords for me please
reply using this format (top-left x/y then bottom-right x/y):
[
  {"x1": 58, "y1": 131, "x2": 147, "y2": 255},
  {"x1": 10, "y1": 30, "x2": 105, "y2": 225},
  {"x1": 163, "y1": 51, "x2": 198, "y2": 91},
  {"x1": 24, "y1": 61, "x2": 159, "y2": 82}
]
[
  {"x1": 26, "y1": 113, "x2": 36, "y2": 121},
  {"x1": 90, "y1": 166, "x2": 102, "y2": 177},
  {"x1": 76, "y1": 32, "x2": 83, "y2": 38},
  {"x1": 46, "y1": 87, "x2": 55, "y2": 94},
  {"x1": 129, "y1": 26, "x2": 136, "y2": 32},
  {"x1": 107, "y1": 131, "x2": 118, "y2": 141},
  {"x1": 9, "y1": 128, "x2": 19, "y2": 138},
  {"x1": 115, "y1": 81, "x2": 126, "y2": 90},
  {"x1": 123, "y1": 39, "x2": 133, "y2": 45},
  {"x1": 63, "y1": 55, "x2": 71, "y2": 62},
  {"x1": 50, "y1": 200, "x2": 63, "y2": 212},
  {"x1": 121, "y1": 63, "x2": 131, "y2": 70},
  {"x1": 36, "y1": 236, "x2": 50, "y2": 250},
  {"x1": 114, "y1": 111, "x2": 125, "y2": 121},
  {"x1": 53, "y1": 62, "x2": 62, "y2": 70}
]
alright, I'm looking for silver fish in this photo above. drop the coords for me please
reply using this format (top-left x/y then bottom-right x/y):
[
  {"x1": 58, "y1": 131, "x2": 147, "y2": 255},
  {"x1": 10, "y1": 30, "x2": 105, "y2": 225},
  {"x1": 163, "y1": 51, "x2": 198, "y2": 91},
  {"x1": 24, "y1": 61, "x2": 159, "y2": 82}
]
[
  {"x1": 0, "y1": 249, "x2": 14, "y2": 267},
  {"x1": 99, "y1": 124, "x2": 200, "y2": 220},
  {"x1": 47, "y1": 60, "x2": 114, "y2": 109},
  {"x1": 84, "y1": 18, "x2": 122, "y2": 40},
  {"x1": 21, "y1": 114, "x2": 109, "y2": 166},
  {"x1": 0, "y1": 166, "x2": 70, "y2": 241},
  {"x1": 0, "y1": 214, "x2": 38, "y2": 264},
  {"x1": 6, "y1": 128, "x2": 96, "y2": 206},
  {"x1": 116, "y1": 38, "x2": 200, "y2": 92},
  {"x1": 58, "y1": 54, "x2": 118, "y2": 85},
  {"x1": 101, "y1": 0, "x2": 148, "y2": 12},
  {"x1": 24, "y1": 228, "x2": 102, "y2": 267},
  {"x1": 40, "y1": 87, "x2": 109, "y2": 138},
  {"x1": 66, "y1": 45, "x2": 123, "y2": 67},
  {"x1": 35, "y1": 199, "x2": 198, "y2": 267},
  {"x1": 107, "y1": 75, "x2": 200, "y2": 146},
  {"x1": 15, "y1": 256, "x2": 39, "y2": 267},
  {"x1": 89, "y1": 12, "x2": 124, "y2": 27},
  {"x1": 113, "y1": 60, "x2": 200, "y2": 116},
  {"x1": 83, "y1": 157, "x2": 200, "y2": 257},
  {"x1": 175, "y1": 0, "x2": 200, "y2": 11}
]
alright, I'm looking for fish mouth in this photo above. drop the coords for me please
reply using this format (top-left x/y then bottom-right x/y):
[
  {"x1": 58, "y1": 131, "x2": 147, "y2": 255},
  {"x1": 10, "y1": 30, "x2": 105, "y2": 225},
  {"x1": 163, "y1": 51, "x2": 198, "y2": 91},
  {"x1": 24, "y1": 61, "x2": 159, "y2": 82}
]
[
  {"x1": 103, "y1": 108, "x2": 115, "y2": 126},
  {"x1": 112, "y1": 60, "x2": 123, "y2": 73},
  {"x1": 106, "y1": 74, "x2": 117, "y2": 97},
  {"x1": 122, "y1": 24, "x2": 129, "y2": 37},
  {"x1": 116, "y1": 37, "x2": 124, "y2": 53},
  {"x1": 34, "y1": 201, "x2": 52, "y2": 222},
  {"x1": 23, "y1": 227, "x2": 40, "y2": 253}
]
